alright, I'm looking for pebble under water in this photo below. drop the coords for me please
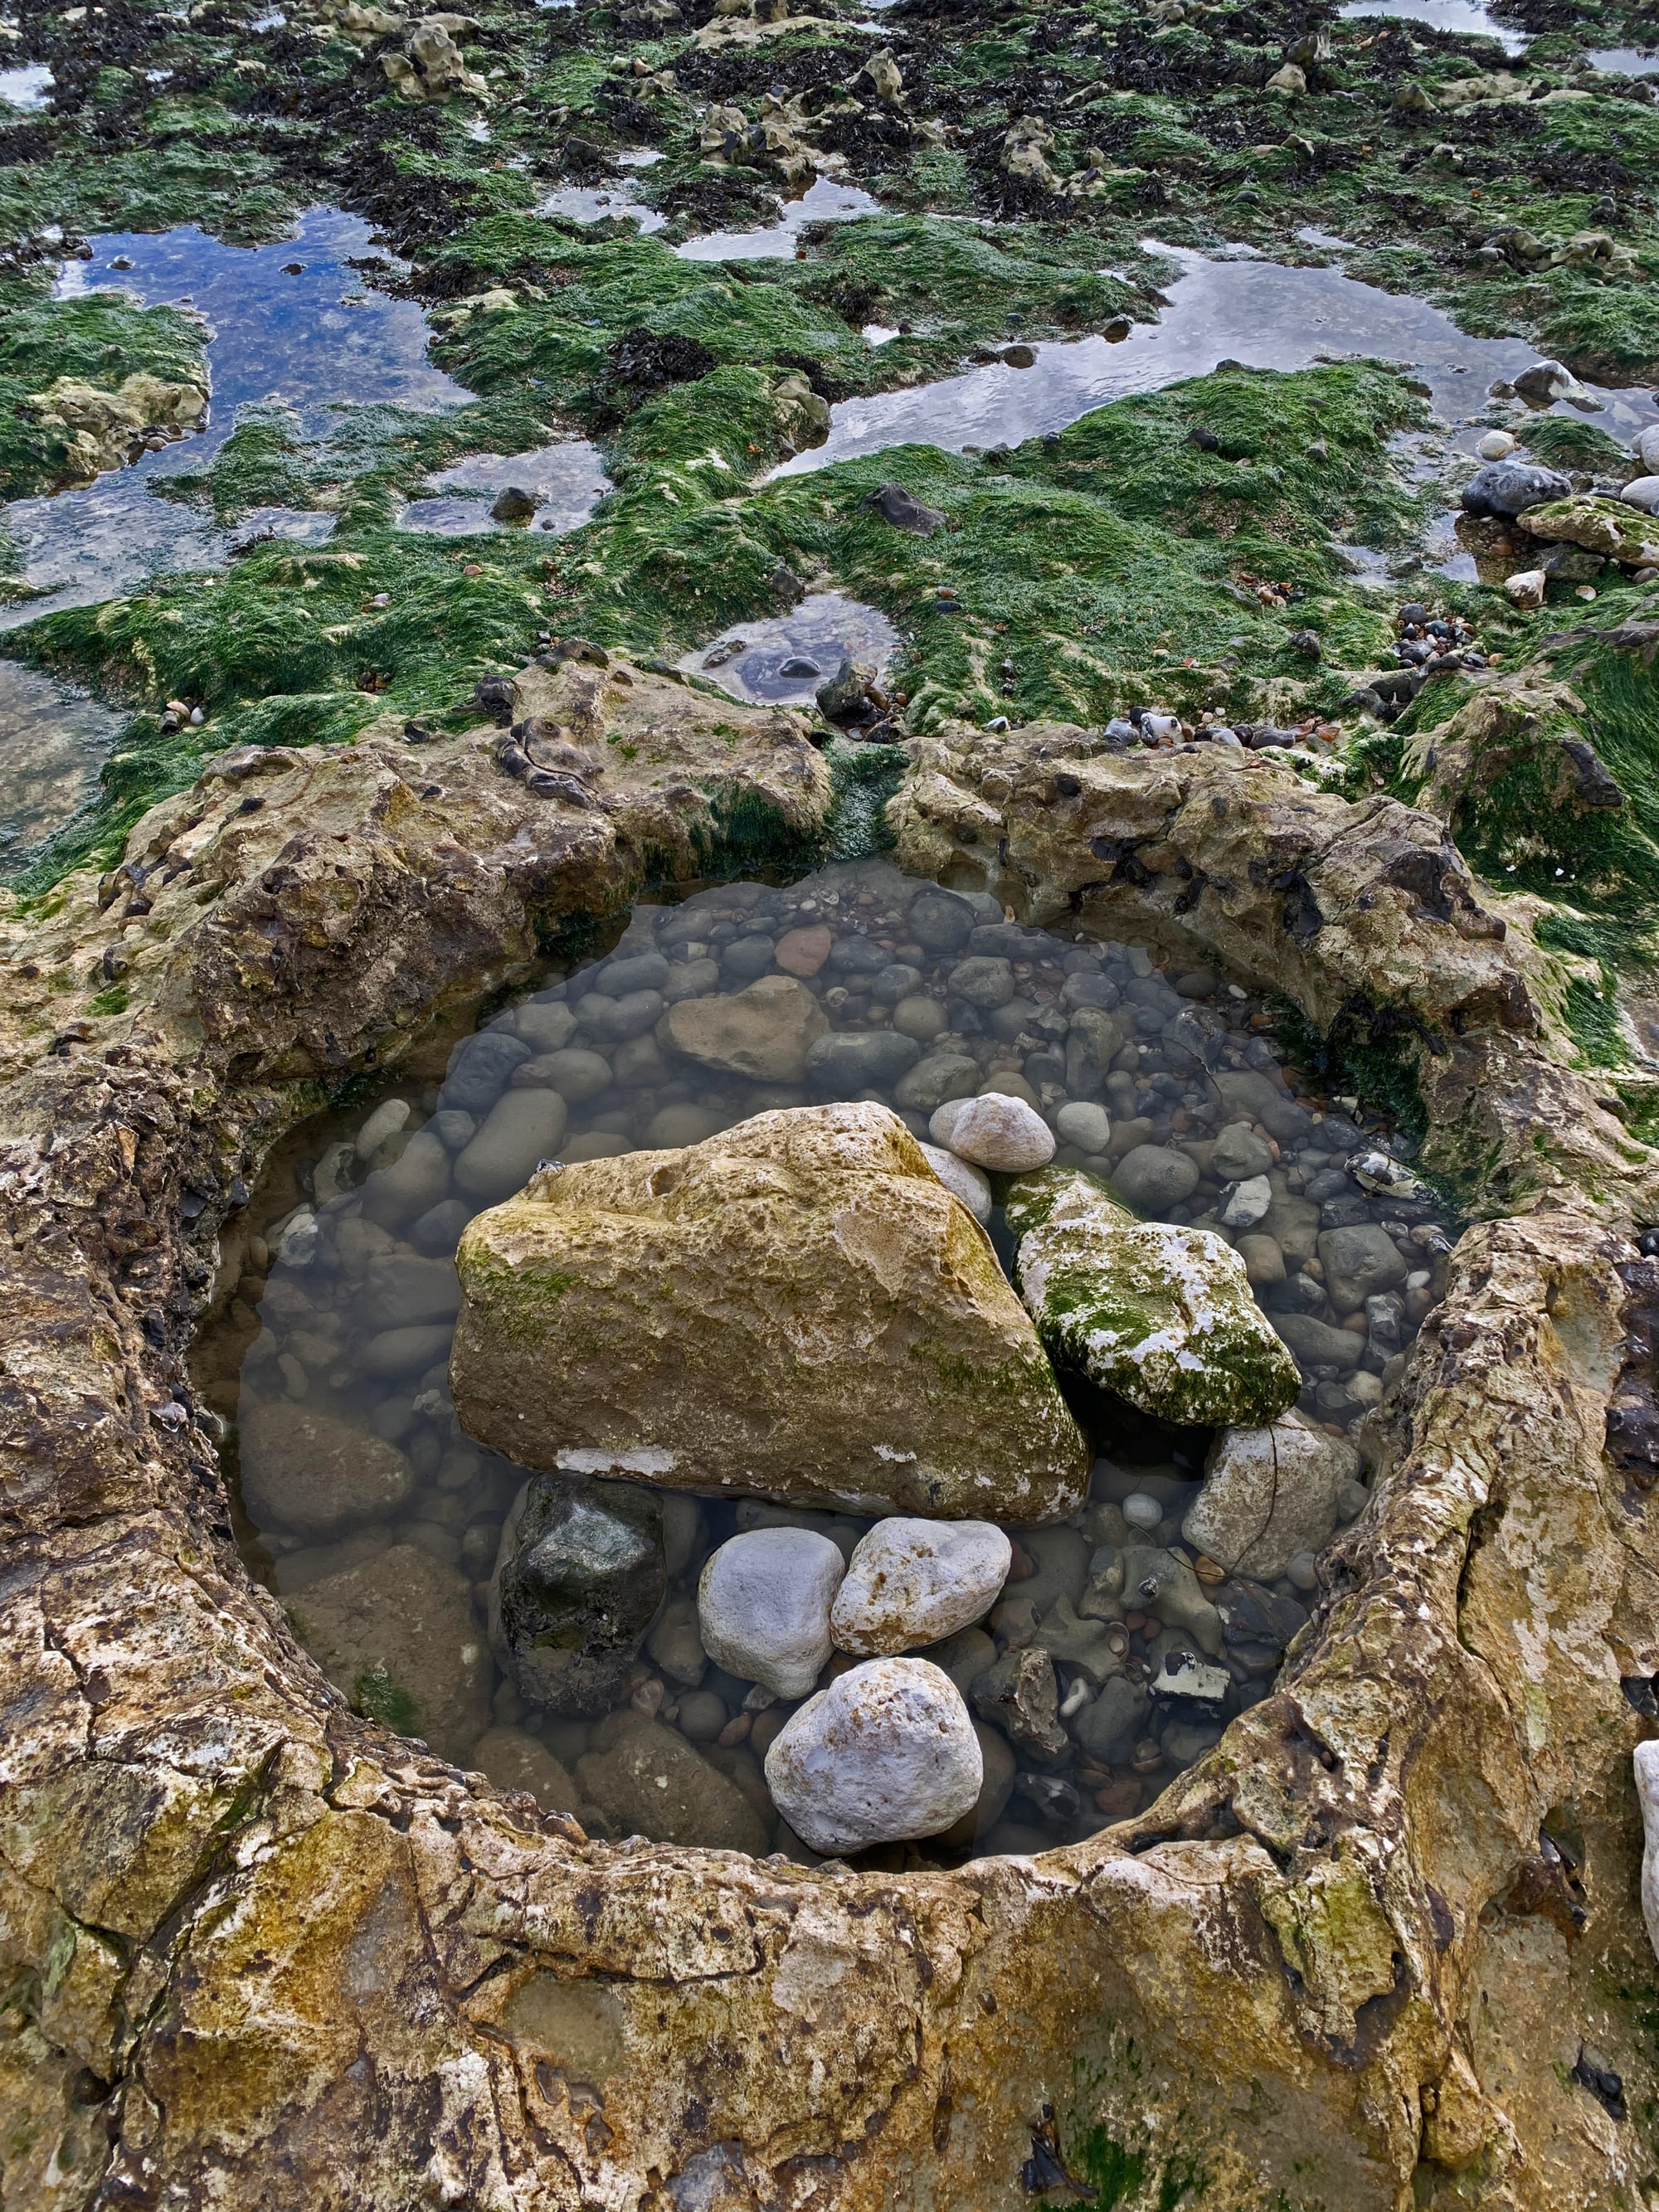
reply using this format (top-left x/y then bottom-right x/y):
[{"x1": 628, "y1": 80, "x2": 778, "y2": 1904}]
[{"x1": 199, "y1": 860, "x2": 1452, "y2": 1867}]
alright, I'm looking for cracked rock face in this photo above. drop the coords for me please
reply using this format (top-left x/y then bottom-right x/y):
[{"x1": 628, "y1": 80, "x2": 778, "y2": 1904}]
[{"x1": 2, "y1": 682, "x2": 1659, "y2": 2210}]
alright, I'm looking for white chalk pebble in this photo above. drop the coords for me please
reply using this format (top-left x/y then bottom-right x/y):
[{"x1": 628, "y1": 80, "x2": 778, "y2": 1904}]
[
  {"x1": 698, "y1": 1527, "x2": 844, "y2": 1698},
  {"x1": 939, "y1": 1092, "x2": 1055, "y2": 1172},
  {"x1": 764, "y1": 1657, "x2": 982, "y2": 1855},
  {"x1": 918, "y1": 1140, "x2": 993, "y2": 1223},
  {"x1": 830, "y1": 1517, "x2": 1011, "y2": 1655}
]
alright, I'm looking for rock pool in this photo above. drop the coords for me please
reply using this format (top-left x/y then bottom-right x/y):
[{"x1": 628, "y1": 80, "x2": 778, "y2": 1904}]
[{"x1": 201, "y1": 858, "x2": 1452, "y2": 1866}]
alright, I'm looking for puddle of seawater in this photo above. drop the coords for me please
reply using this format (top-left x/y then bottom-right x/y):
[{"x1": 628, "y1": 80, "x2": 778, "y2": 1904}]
[
  {"x1": 0, "y1": 659, "x2": 124, "y2": 861},
  {"x1": 201, "y1": 855, "x2": 1450, "y2": 1862},
  {"x1": 1337, "y1": 0, "x2": 1527, "y2": 49},
  {"x1": 536, "y1": 183, "x2": 668, "y2": 234},
  {"x1": 1296, "y1": 226, "x2": 1355, "y2": 252},
  {"x1": 864, "y1": 322, "x2": 900, "y2": 347},
  {"x1": 771, "y1": 246, "x2": 1659, "y2": 479},
  {"x1": 678, "y1": 590, "x2": 899, "y2": 702},
  {"x1": 615, "y1": 148, "x2": 664, "y2": 169},
  {"x1": 0, "y1": 207, "x2": 467, "y2": 632},
  {"x1": 0, "y1": 61, "x2": 51, "y2": 107},
  {"x1": 397, "y1": 441, "x2": 614, "y2": 537},
  {"x1": 675, "y1": 178, "x2": 883, "y2": 263},
  {"x1": 1585, "y1": 46, "x2": 1659, "y2": 74}
]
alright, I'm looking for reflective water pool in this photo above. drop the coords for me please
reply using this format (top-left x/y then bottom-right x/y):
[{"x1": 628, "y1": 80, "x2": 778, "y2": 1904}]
[
  {"x1": 675, "y1": 178, "x2": 884, "y2": 263},
  {"x1": 1337, "y1": 0, "x2": 1527, "y2": 50},
  {"x1": 679, "y1": 590, "x2": 899, "y2": 704},
  {"x1": 771, "y1": 246, "x2": 1659, "y2": 479},
  {"x1": 397, "y1": 441, "x2": 614, "y2": 536},
  {"x1": 202, "y1": 858, "x2": 1452, "y2": 1865},
  {"x1": 0, "y1": 659, "x2": 124, "y2": 863}
]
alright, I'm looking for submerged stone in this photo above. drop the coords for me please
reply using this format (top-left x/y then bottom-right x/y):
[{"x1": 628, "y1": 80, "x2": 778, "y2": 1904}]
[
  {"x1": 1005, "y1": 1167, "x2": 1301, "y2": 1430},
  {"x1": 577, "y1": 1710, "x2": 772, "y2": 1854},
  {"x1": 287, "y1": 1542, "x2": 490, "y2": 1762},
  {"x1": 239, "y1": 1400, "x2": 415, "y2": 1538},
  {"x1": 450, "y1": 1103, "x2": 1088, "y2": 1519},
  {"x1": 489, "y1": 1471, "x2": 667, "y2": 1715}
]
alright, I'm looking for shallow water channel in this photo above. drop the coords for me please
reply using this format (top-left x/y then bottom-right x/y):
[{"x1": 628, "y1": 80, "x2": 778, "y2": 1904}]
[{"x1": 200, "y1": 858, "x2": 1452, "y2": 1865}]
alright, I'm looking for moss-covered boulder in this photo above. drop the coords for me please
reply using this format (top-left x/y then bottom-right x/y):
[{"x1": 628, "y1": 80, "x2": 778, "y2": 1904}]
[
  {"x1": 1517, "y1": 494, "x2": 1659, "y2": 569},
  {"x1": 450, "y1": 1102, "x2": 1088, "y2": 1520},
  {"x1": 1005, "y1": 1166, "x2": 1301, "y2": 1430}
]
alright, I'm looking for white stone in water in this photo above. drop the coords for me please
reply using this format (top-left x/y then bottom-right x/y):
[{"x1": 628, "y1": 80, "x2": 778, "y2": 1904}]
[
  {"x1": 945, "y1": 1093, "x2": 1056, "y2": 1172},
  {"x1": 1621, "y1": 475, "x2": 1659, "y2": 515},
  {"x1": 1476, "y1": 430, "x2": 1516, "y2": 461},
  {"x1": 1219, "y1": 1174, "x2": 1272, "y2": 1228},
  {"x1": 697, "y1": 1527, "x2": 844, "y2": 1698},
  {"x1": 1055, "y1": 1100, "x2": 1111, "y2": 1154},
  {"x1": 928, "y1": 1097, "x2": 971, "y2": 1150},
  {"x1": 830, "y1": 1518, "x2": 1011, "y2": 1655},
  {"x1": 918, "y1": 1141, "x2": 993, "y2": 1224},
  {"x1": 764, "y1": 1657, "x2": 982, "y2": 1855},
  {"x1": 1637, "y1": 1742, "x2": 1659, "y2": 1967},
  {"x1": 354, "y1": 1096, "x2": 411, "y2": 1161},
  {"x1": 1121, "y1": 1491, "x2": 1163, "y2": 1531}
]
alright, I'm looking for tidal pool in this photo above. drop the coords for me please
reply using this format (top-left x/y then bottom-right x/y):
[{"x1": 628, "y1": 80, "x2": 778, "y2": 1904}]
[
  {"x1": 679, "y1": 590, "x2": 899, "y2": 703},
  {"x1": 397, "y1": 441, "x2": 614, "y2": 536},
  {"x1": 1336, "y1": 0, "x2": 1527, "y2": 50},
  {"x1": 0, "y1": 207, "x2": 466, "y2": 632},
  {"x1": 1585, "y1": 46, "x2": 1659, "y2": 74},
  {"x1": 0, "y1": 62, "x2": 52, "y2": 108},
  {"x1": 675, "y1": 178, "x2": 884, "y2": 263},
  {"x1": 535, "y1": 182, "x2": 668, "y2": 233},
  {"x1": 771, "y1": 246, "x2": 1659, "y2": 479},
  {"x1": 201, "y1": 858, "x2": 1451, "y2": 1866},
  {"x1": 0, "y1": 659, "x2": 124, "y2": 864}
]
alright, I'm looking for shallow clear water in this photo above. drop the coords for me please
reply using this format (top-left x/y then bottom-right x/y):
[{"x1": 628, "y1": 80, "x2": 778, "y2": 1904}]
[
  {"x1": 679, "y1": 590, "x2": 899, "y2": 703},
  {"x1": 397, "y1": 441, "x2": 614, "y2": 536},
  {"x1": 1585, "y1": 46, "x2": 1659, "y2": 74},
  {"x1": 1337, "y1": 0, "x2": 1527, "y2": 50},
  {"x1": 203, "y1": 858, "x2": 1449, "y2": 1865},
  {"x1": 0, "y1": 659, "x2": 124, "y2": 859},
  {"x1": 771, "y1": 246, "x2": 1659, "y2": 479},
  {"x1": 0, "y1": 61, "x2": 51, "y2": 107},
  {"x1": 1, "y1": 208, "x2": 466, "y2": 630},
  {"x1": 535, "y1": 182, "x2": 669, "y2": 234},
  {"x1": 675, "y1": 178, "x2": 884, "y2": 263}
]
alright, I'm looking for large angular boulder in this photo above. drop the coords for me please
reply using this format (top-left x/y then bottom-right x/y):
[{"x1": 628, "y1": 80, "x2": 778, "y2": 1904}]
[
  {"x1": 1181, "y1": 1415, "x2": 1361, "y2": 1579},
  {"x1": 1005, "y1": 1167, "x2": 1301, "y2": 1429},
  {"x1": 450, "y1": 1104, "x2": 1087, "y2": 1519}
]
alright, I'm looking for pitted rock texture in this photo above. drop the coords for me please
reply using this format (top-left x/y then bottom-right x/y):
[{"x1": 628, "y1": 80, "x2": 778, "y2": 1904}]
[
  {"x1": 2, "y1": 682, "x2": 1659, "y2": 2211},
  {"x1": 450, "y1": 1101, "x2": 1090, "y2": 1519}
]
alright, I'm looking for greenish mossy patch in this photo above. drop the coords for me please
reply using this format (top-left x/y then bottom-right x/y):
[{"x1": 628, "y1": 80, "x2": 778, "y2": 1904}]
[
  {"x1": 352, "y1": 1661, "x2": 421, "y2": 1736},
  {"x1": 0, "y1": 290, "x2": 207, "y2": 498}
]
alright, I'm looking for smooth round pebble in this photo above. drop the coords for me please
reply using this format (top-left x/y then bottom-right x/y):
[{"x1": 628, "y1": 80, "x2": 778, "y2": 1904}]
[
  {"x1": 1112, "y1": 1143, "x2": 1199, "y2": 1214},
  {"x1": 830, "y1": 1518, "x2": 1012, "y2": 1655},
  {"x1": 1286, "y1": 1551, "x2": 1320, "y2": 1592},
  {"x1": 453, "y1": 1090, "x2": 567, "y2": 1201},
  {"x1": 1121, "y1": 1491, "x2": 1164, "y2": 1531},
  {"x1": 918, "y1": 1141, "x2": 993, "y2": 1224},
  {"x1": 698, "y1": 1527, "x2": 845, "y2": 1699},
  {"x1": 944, "y1": 1092, "x2": 1055, "y2": 1171},
  {"x1": 1475, "y1": 429, "x2": 1516, "y2": 461},
  {"x1": 1054, "y1": 1100, "x2": 1111, "y2": 1154},
  {"x1": 764, "y1": 1657, "x2": 983, "y2": 1855},
  {"x1": 1621, "y1": 475, "x2": 1659, "y2": 515}
]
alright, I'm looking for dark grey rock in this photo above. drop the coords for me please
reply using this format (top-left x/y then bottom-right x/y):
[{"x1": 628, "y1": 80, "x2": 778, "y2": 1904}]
[
  {"x1": 492, "y1": 1472, "x2": 667, "y2": 1715},
  {"x1": 805, "y1": 1030, "x2": 923, "y2": 1096},
  {"x1": 1461, "y1": 461, "x2": 1572, "y2": 519},
  {"x1": 864, "y1": 481, "x2": 946, "y2": 535},
  {"x1": 440, "y1": 1030, "x2": 532, "y2": 1114},
  {"x1": 970, "y1": 1647, "x2": 1069, "y2": 1763},
  {"x1": 908, "y1": 888, "x2": 978, "y2": 953},
  {"x1": 411, "y1": 1198, "x2": 474, "y2": 1256}
]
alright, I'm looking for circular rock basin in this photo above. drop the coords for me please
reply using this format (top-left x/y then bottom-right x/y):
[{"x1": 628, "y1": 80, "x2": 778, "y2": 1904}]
[{"x1": 197, "y1": 858, "x2": 1452, "y2": 1868}]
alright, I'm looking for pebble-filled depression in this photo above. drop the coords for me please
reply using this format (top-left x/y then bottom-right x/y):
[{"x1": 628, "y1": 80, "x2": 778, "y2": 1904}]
[{"x1": 198, "y1": 858, "x2": 1452, "y2": 1867}]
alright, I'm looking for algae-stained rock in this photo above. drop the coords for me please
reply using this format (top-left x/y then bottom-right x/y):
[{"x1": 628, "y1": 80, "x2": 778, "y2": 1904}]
[
  {"x1": 239, "y1": 1399, "x2": 415, "y2": 1539},
  {"x1": 575, "y1": 1710, "x2": 772, "y2": 1853},
  {"x1": 490, "y1": 1472, "x2": 666, "y2": 1716},
  {"x1": 451, "y1": 1103, "x2": 1087, "y2": 1519},
  {"x1": 1005, "y1": 1166, "x2": 1301, "y2": 1430},
  {"x1": 286, "y1": 1542, "x2": 490, "y2": 1762},
  {"x1": 1518, "y1": 494, "x2": 1659, "y2": 568}
]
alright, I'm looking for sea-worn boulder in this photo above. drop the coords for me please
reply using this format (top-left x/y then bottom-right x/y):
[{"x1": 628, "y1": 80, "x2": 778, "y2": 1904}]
[
  {"x1": 489, "y1": 1471, "x2": 667, "y2": 1714},
  {"x1": 763, "y1": 1658, "x2": 982, "y2": 1854},
  {"x1": 698, "y1": 1527, "x2": 844, "y2": 1695},
  {"x1": 286, "y1": 1543, "x2": 490, "y2": 1762},
  {"x1": 1005, "y1": 1166, "x2": 1301, "y2": 1429},
  {"x1": 238, "y1": 1399, "x2": 415, "y2": 1538},
  {"x1": 1518, "y1": 494, "x2": 1659, "y2": 569},
  {"x1": 1181, "y1": 1415, "x2": 1361, "y2": 1578},
  {"x1": 451, "y1": 1103, "x2": 1088, "y2": 1518},
  {"x1": 659, "y1": 974, "x2": 827, "y2": 1082},
  {"x1": 830, "y1": 1519, "x2": 1011, "y2": 1656}
]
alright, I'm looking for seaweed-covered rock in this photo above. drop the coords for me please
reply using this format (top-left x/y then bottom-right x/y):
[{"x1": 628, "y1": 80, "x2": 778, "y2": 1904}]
[
  {"x1": 1005, "y1": 1166, "x2": 1301, "y2": 1430},
  {"x1": 489, "y1": 1472, "x2": 666, "y2": 1715},
  {"x1": 1516, "y1": 496, "x2": 1659, "y2": 569},
  {"x1": 452, "y1": 1104, "x2": 1087, "y2": 1519}
]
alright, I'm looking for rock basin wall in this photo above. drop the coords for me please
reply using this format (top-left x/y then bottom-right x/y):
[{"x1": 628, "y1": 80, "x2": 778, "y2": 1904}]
[{"x1": 2, "y1": 673, "x2": 1657, "y2": 2209}]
